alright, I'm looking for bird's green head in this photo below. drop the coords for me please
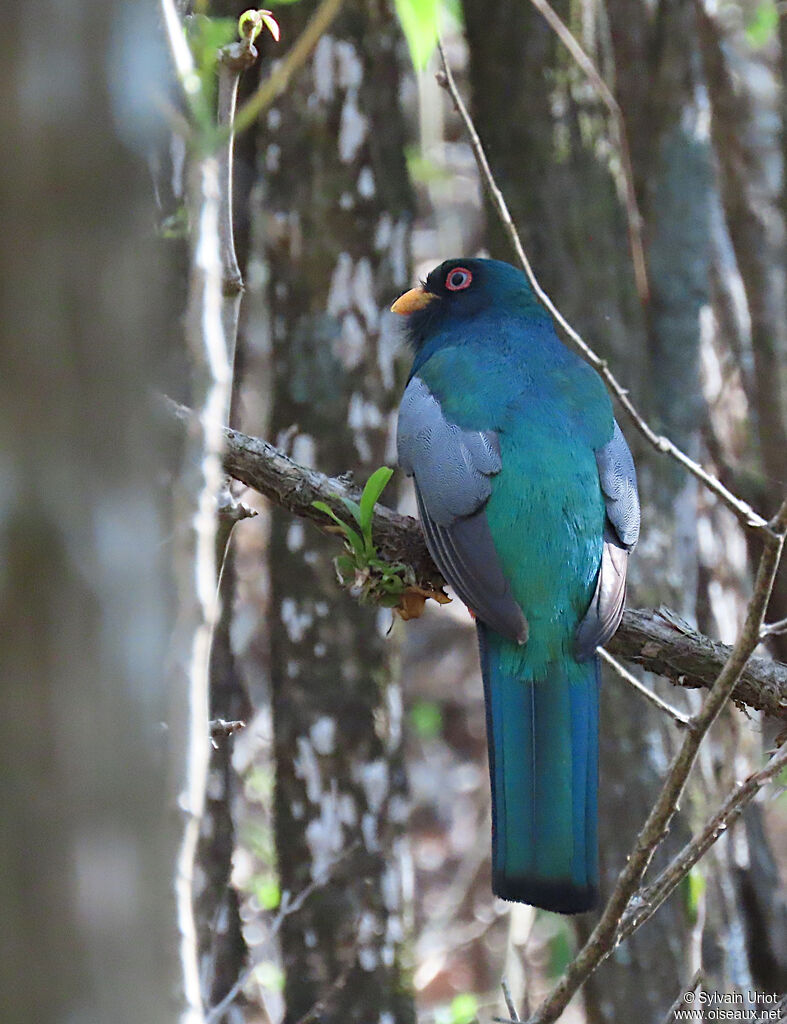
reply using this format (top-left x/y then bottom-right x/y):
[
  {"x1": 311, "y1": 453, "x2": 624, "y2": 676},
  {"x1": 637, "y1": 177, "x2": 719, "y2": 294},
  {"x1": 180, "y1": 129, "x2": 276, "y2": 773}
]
[{"x1": 391, "y1": 257, "x2": 546, "y2": 349}]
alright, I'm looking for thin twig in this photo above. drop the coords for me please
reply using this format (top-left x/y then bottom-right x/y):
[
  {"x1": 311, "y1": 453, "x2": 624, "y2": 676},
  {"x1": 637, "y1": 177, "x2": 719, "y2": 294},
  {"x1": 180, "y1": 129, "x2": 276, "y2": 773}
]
[
  {"x1": 527, "y1": 500, "x2": 787, "y2": 1024},
  {"x1": 216, "y1": 38, "x2": 260, "y2": 290},
  {"x1": 435, "y1": 41, "x2": 768, "y2": 534},
  {"x1": 502, "y1": 978, "x2": 521, "y2": 1022},
  {"x1": 525, "y1": 0, "x2": 648, "y2": 304},
  {"x1": 761, "y1": 616, "x2": 787, "y2": 637},
  {"x1": 660, "y1": 970, "x2": 703, "y2": 1024},
  {"x1": 232, "y1": 0, "x2": 345, "y2": 137},
  {"x1": 617, "y1": 740, "x2": 787, "y2": 945},
  {"x1": 209, "y1": 718, "x2": 247, "y2": 740},
  {"x1": 292, "y1": 966, "x2": 353, "y2": 1024},
  {"x1": 598, "y1": 647, "x2": 695, "y2": 729}
]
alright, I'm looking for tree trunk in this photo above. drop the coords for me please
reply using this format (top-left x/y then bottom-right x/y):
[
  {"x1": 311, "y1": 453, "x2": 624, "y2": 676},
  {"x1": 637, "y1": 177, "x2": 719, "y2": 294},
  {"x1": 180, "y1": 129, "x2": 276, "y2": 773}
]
[
  {"x1": 0, "y1": 3, "x2": 178, "y2": 1021},
  {"x1": 261, "y1": 2, "x2": 416, "y2": 1020}
]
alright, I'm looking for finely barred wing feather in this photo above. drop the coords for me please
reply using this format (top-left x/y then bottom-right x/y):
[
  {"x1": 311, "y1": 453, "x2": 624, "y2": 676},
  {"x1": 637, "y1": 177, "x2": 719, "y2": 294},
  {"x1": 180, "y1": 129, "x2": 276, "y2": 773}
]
[
  {"x1": 398, "y1": 376, "x2": 528, "y2": 644},
  {"x1": 575, "y1": 420, "x2": 640, "y2": 660}
]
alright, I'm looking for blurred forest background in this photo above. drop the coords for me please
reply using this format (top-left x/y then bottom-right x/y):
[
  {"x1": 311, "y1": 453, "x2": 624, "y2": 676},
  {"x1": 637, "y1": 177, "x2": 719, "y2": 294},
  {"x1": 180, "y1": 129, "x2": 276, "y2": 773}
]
[{"x1": 2, "y1": 0, "x2": 787, "y2": 1023}]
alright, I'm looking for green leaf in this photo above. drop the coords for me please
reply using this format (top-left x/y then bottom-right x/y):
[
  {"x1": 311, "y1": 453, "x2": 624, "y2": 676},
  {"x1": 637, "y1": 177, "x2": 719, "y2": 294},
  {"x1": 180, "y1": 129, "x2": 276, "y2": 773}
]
[
  {"x1": 682, "y1": 867, "x2": 706, "y2": 924},
  {"x1": 339, "y1": 496, "x2": 363, "y2": 526},
  {"x1": 394, "y1": 0, "x2": 441, "y2": 70},
  {"x1": 547, "y1": 923, "x2": 573, "y2": 977},
  {"x1": 254, "y1": 877, "x2": 281, "y2": 910},
  {"x1": 410, "y1": 700, "x2": 443, "y2": 739},
  {"x1": 746, "y1": 1, "x2": 778, "y2": 47},
  {"x1": 185, "y1": 15, "x2": 238, "y2": 124},
  {"x1": 359, "y1": 466, "x2": 394, "y2": 550},
  {"x1": 379, "y1": 576, "x2": 406, "y2": 595},
  {"x1": 450, "y1": 993, "x2": 478, "y2": 1024},
  {"x1": 239, "y1": 9, "x2": 282, "y2": 43},
  {"x1": 254, "y1": 961, "x2": 285, "y2": 992},
  {"x1": 312, "y1": 501, "x2": 365, "y2": 557}
]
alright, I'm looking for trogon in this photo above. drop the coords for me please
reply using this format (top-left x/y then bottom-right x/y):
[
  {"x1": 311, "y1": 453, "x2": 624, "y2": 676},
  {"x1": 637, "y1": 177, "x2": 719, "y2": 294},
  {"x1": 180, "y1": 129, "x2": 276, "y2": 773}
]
[{"x1": 392, "y1": 258, "x2": 640, "y2": 914}]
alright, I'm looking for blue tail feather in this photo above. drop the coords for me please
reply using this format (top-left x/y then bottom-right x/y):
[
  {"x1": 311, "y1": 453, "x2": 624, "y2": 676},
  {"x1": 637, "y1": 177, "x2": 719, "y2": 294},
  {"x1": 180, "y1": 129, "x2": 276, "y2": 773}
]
[{"x1": 478, "y1": 624, "x2": 599, "y2": 914}]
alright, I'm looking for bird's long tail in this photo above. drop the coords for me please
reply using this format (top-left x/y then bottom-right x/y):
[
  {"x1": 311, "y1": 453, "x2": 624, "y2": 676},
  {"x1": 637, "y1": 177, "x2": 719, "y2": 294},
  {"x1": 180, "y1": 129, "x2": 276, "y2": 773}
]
[{"x1": 478, "y1": 623, "x2": 599, "y2": 914}]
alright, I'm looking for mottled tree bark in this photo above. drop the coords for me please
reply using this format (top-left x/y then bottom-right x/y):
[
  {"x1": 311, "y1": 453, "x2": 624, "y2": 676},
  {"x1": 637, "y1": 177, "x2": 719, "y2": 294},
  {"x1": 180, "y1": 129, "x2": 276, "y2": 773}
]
[
  {"x1": 262, "y1": 2, "x2": 416, "y2": 1020},
  {"x1": 0, "y1": 3, "x2": 177, "y2": 1022},
  {"x1": 695, "y1": 1, "x2": 787, "y2": 666},
  {"x1": 693, "y1": 3, "x2": 787, "y2": 990}
]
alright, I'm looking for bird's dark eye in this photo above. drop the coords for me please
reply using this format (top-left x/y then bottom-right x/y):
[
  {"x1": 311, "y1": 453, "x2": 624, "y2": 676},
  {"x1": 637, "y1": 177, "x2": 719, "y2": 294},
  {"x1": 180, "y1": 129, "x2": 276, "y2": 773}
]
[{"x1": 445, "y1": 267, "x2": 473, "y2": 292}]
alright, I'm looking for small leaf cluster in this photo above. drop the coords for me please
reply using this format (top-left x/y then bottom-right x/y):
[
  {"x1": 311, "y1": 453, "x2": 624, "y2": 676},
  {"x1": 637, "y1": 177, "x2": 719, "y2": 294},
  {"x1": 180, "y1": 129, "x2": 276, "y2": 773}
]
[
  {"x1": 183, "y1": 9, "x2": 280, "y2": 141},
  {"x1": 313, "y1": 467, "x2": 414, "y2": 607}
]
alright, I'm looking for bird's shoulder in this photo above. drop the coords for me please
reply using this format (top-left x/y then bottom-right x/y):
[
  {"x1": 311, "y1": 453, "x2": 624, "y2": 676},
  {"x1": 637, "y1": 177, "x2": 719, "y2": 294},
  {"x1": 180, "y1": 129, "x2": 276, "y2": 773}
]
[
  {"x1": 410, "y1": 344, "x2": 501, "y2": 431},
  {"x1": 409, "y1": 334, "x2": 613, "y2": 452}
]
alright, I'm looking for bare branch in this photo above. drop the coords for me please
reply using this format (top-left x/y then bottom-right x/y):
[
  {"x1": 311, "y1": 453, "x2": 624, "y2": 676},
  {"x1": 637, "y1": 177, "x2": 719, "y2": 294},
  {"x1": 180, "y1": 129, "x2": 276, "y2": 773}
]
[
  {"x1": 762, "y1": 616, "x2": 787, "y2": 638},
  {"x1": 216, "y1": 37, "x2": 260, "y2": 290},
  {"x1": 502, "y1": 979, "x2": 521, "y2": 1023},
  {"x1": 660, "y1": 971, "x2": 703, "y2": 1024},
  {"x1": 527, "y1": 500, "x2": 787, "y2": 1024},
  {"x1": 618, "y1": 741, "x2": 787, "y2": 946},
  {"x1": 435, "y1": 40, "x2": 768, "y2": 534},
  {"x1": 605, "y1": 607, "x2": 787, "y2": 721},
  {"x1": 215, "y1": 415, "x2": 444, "y2": 590},
  {"x1": 597, "y1": 648, "x2": 695, "y2": 730}
]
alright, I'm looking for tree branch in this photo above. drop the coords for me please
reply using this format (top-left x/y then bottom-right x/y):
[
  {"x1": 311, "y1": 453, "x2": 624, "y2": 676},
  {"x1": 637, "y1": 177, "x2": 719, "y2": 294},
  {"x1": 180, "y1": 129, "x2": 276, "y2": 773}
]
[
  {"x1": 606, "y1": 607, "x2": 787, "y2": 721},
  {"x1": 597, "y1": 648, "x2": 695, "y2": 729},
  {"x1": 617, "y1": 740, "x2": 787, "y2": 946},
  {"x1": 200, "y1": 410, "x2": 787, "y2": 721}
]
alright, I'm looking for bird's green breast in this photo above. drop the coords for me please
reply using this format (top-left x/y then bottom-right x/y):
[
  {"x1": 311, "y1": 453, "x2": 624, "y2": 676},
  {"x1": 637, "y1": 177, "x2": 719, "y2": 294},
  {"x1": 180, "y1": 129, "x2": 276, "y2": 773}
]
[{"x1": 417, "y1": 341, "x2": 611, "y2": 678}]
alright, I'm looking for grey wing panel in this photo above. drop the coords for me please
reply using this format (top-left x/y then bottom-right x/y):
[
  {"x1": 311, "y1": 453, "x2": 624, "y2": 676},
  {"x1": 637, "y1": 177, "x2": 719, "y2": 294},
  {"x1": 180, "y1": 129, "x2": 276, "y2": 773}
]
[
  {"x1": 398, "y1": 376, "x2": 501, "y2": 525},
  {"x1": 399, "y1": 375, "x2": 528, "y2": 645},
  {"x1": 574, "y1": 421, "x2": 639, "y2": 659},
  {"x1": 596, "y1": 420, "x2": 640, "y2": 549},
  {"x1": 416, "y1": 485, "x2": 529, "y2": 644},
  {"x1": 574, "y1": 527, "x2": 629, "y2": 661}
]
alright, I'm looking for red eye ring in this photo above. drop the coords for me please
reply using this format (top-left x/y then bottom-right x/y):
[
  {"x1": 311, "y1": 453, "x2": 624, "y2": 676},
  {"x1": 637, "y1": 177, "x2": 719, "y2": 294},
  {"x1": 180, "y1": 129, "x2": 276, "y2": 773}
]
[{"x1": 445, "y1": 267, "x2": 473, "y2": 291}]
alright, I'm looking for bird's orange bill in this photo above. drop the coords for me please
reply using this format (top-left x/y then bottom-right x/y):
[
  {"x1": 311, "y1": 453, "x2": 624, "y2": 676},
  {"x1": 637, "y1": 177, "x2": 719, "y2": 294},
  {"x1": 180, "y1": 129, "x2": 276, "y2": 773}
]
[{"x1": 390, "y1": 287, "x2": 437, "y2": 315}]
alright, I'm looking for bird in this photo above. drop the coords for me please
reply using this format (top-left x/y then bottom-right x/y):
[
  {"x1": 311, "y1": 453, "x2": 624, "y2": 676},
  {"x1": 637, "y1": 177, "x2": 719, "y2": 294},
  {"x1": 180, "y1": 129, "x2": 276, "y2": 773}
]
[{"x1": 392, "y1": 258, "x2": 640, "y2": 914}]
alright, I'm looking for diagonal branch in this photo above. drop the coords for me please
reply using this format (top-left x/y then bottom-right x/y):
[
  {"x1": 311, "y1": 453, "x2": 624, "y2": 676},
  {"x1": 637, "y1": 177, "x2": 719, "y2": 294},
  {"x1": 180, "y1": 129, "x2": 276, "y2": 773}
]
[
  {"x1": 597, "y1": 648, "x2": 694, "y2": 729},
  {"x1": 435, "y1": 41, "x2": 768, "y2": 534},
  {"x1": 617, "y1": 740, "x2": 787, "y2": 945}
]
